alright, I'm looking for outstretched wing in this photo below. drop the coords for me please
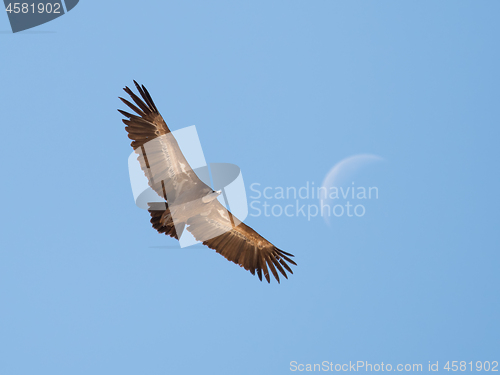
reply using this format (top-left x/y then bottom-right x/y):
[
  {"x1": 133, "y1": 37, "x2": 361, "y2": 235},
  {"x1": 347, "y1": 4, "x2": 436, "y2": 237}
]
[
  {"x1": 186, "y1": 200, "x2": 296, "y2": 283},
  {"x1": 119, "y1": 81, "x2": 209, "y2": 203}
]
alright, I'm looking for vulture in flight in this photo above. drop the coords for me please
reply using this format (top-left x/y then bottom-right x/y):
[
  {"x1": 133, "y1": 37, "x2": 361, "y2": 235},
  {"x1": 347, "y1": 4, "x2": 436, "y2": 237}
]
[{"x1": 119, "y1": 81, "x2": 296, "y2": 283}]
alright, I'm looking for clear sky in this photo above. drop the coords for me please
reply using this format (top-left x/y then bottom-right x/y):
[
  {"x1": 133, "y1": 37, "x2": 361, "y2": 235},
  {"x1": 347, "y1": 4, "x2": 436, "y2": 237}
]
[{"x1": 1, "y1": 1, "x2": 499, "y2": 374}]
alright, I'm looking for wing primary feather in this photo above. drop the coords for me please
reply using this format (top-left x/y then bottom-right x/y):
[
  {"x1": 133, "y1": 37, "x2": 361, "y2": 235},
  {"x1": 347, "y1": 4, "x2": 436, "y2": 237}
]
[
  {"x1": 279, "y1": 259, "x2": 293, "y2": 274},
  {"x1": 141, "y1": 84, "x2": 159, "y2": 112},
  {"x1": 123, "y1": 86, "x2": 151, "y2": 114},
  {"x1": 122, "y1": 119, "x2": 156, "y2": 132},
  {"x1": 277, "y1": 251, "x2": 297, "y2": 266},
  {"x1": 132, "y1": 81, "x2": 159, "y2": 114},
  {"x1": 270, "y1": 255, "x2": 288, "y2": 279},
  {"x1": 255, "y1": 253, "x2": 263, "y2": 281},
  {"x1": 117, "y1": 109, "x2": 140, "y2": 119},
  {"x1": 247, "y1": 246, "x2": 257, "y2": 274},
  {"x1": 260, "y1": 255, "x2": 271, "y2": 283},
  {"x1": 119, "y1": 97, "x2": 146, "y2": 117},
  {"x1": 133, "y1": 81, "x2": 152, "y2": 108},
  {"x1": 277, "y1": 248, "x2": 295, "y2": 257},
  {"x1": 266, "y1": 257, "x2": 280, "y2": 283}
]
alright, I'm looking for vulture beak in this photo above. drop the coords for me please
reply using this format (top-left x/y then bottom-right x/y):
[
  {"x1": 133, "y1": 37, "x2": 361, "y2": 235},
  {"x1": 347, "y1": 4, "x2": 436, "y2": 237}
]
[{"x1": 202, "y1": 190, "x2": 222, "y2": 203}]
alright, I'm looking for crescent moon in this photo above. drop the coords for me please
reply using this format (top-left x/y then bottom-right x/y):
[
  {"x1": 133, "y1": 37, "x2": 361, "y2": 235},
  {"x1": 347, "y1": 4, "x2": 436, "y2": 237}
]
[{"x1": 320, "y1": 154, "x2": 384, "y2": 225}]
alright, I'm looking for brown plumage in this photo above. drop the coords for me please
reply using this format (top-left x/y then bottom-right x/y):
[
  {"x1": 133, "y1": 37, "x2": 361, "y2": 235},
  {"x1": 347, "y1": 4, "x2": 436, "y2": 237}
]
[{"x1": 119, "y1": 81, "x2": 296, "y2": 283}]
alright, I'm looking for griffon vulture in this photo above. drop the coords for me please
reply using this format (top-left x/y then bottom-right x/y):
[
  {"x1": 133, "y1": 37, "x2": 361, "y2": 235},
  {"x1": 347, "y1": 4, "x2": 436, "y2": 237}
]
[{"x1": 119, "y1": 81, "x2": 296, "y2": 283}]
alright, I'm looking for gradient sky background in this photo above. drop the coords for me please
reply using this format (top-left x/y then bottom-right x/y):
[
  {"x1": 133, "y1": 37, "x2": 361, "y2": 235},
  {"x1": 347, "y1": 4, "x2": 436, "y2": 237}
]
[{"x1": 1, "y1": 1, "x2": 499, "y2": 374}]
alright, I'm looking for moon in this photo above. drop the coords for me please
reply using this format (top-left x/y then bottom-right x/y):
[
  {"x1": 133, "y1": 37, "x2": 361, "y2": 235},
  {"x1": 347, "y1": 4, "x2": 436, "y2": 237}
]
[{"x1": 320, "y1": 154, "x2": 384, "y2": 225}]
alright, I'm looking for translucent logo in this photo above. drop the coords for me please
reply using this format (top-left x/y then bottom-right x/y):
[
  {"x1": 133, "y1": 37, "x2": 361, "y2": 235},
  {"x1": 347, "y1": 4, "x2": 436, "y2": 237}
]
[{"x1": 128, "y1": 125, "x2": 248, "y2": 248}]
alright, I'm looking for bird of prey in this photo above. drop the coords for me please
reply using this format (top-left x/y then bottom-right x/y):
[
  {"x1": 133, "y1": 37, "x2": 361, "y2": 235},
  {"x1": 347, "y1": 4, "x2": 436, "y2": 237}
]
[{"x1": 119, "y1": 81, "x2": 296, "y2": 283}]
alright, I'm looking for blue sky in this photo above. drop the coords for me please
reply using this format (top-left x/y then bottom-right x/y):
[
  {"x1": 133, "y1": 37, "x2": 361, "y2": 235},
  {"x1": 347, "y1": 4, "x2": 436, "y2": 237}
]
[{"x1": 1, "y1": 1, "x2": 499, "y2": 374}]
